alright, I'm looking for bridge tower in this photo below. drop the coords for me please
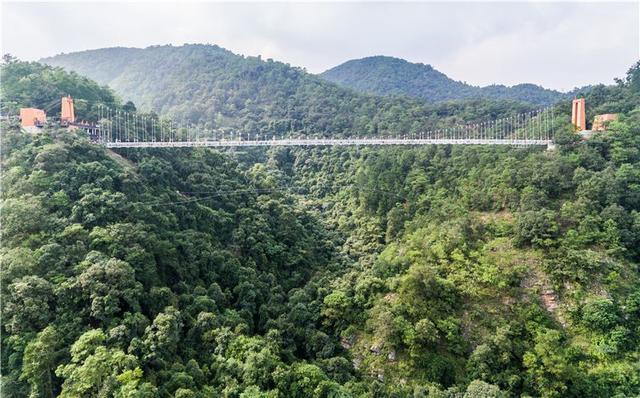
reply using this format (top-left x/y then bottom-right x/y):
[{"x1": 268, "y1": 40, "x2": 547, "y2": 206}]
[
  {"x1": 61, "y1": 95, "x2": 75, "y2": 124},
  {"x1": 571, "y1": 98, "x2": 586, "y2": 131}
]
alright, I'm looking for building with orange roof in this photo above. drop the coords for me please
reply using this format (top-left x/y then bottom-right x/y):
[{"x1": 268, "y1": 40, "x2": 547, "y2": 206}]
[
  {"x1": 20, "y1": 108, "x2": 46, "y2": 129},
  {"x1": 592, "y1": 114, "x2": 618, "y2": 131}
]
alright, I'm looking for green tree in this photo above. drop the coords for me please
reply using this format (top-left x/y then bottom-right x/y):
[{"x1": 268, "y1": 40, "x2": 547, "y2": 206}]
[
  {"x1": 523, "y1": 329, "x2": 579, "y2": 398},
  {"x1": 20, "y1": 326, "x2": 62, "y2": 398},
  {"x1": 56, "y1": 330, "x2": 141, "y2": 397}
]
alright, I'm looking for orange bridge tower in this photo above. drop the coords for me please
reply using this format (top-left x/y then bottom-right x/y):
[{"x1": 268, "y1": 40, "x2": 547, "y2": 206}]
[
  {"x1": 571, "y1": 98, "x2": 586, "y2": 131},
  {"x1": 61, "y1": 95, "x2": 75, "y2": 124}
]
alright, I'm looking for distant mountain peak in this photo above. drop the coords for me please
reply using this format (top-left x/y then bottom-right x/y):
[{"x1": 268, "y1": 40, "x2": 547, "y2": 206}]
[
  {"x1": 345, "y1": 55, "x2": 434, "y2": 69},
  {"x1": 320, "y1": 56, "x2": 568, "y2": 106}
]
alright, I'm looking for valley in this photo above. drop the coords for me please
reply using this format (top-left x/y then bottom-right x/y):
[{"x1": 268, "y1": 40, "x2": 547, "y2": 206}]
[{"x1": 1, "y1": 46, "x2": 639, "y2": 397}]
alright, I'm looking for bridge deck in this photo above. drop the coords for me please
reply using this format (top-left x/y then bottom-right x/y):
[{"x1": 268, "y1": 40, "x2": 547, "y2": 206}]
[{"x1": 105, "y1": 138, "x2": 553, "y2": 148}]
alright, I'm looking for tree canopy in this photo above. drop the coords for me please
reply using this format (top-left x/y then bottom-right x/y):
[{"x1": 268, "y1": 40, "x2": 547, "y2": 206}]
[{"x1": 2, "y1": 55, "x2": 640, "y2": 397}]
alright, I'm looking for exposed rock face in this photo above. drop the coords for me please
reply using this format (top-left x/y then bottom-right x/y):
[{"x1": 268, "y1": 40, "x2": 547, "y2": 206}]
[
  {"x1": 521, "y1": 269, "x2": 567, "y2": 327},
  {"x1": 387, "y1": 350, "x2": 397, "y2": 361},
  {"x1": 541, "y1": 289, "x2": 558, "y2": 312},
  {"x1": 522, "y1": 270, "x2": 557, "y2": 312},
  {"x1": 341, "y1": 335, "x2": 354, "y2": 350}
]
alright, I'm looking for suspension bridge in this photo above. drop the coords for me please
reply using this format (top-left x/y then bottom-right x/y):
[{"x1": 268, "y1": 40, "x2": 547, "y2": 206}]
[{"x1": 92, "y1": 106, "x2": 556, "y2": 149}]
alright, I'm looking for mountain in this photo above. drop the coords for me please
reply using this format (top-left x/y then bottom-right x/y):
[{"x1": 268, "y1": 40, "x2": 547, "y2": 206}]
[
  {"x1": 0, "y1": 56, "x2": 119, "y2": 119},
  {"x1": 320, "y1": 56, "x2": 570, "y2": 106},
  {"x1": 3, "y1": 56, "x2": 640, "y2": 397},
  {"x1": 40, "y1": 45, "x2": 533, "y2": 136}
]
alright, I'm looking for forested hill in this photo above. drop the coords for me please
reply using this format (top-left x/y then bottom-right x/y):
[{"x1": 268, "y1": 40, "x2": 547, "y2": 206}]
[
  {"x1": 41, "y1": 45, "x2": 533, "y2": 136},
  {"x1": 4, "y1": 54, "x2": 640, "y2": 397},
  {"x1": 0, "y1": 55, "x2": 119, "y2": 120},
  {"x1": 320, "y1": 56, "x2": 572, "y2": 106}
]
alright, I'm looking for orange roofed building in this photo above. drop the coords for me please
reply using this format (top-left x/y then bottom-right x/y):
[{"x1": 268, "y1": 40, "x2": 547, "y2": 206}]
[
  {"x1": 20, "y1": 108, "x2": 46, "y2": 128},
  {"x1": 593, "y1": 114, "x2": 619, "y2": 131}
]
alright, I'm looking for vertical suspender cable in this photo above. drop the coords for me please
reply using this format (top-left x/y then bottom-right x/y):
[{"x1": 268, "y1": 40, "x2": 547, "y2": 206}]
[{"x1": 550, "y1": 107, "x2": 554, "y2": 141}]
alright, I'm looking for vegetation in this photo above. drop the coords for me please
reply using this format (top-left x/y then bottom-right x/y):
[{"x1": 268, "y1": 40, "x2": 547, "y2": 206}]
[
  {"x1": 41, "y1": 45, "x2": 538, "y2": 137},
  {"x1": 2, "y1": 55, "x2": 640, "y2": 397},
  {"x1": 320, "y1": 56, "x2": 577, "y2": 106},
  {"x1": 0, "y1": 54, "x2": 119, "y2": 121}
]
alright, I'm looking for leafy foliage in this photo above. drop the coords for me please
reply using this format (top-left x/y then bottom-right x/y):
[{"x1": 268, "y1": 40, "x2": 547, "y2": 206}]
[
  {"x1": 41, "y1": 45, "x2": 536, "y2": 137},
  {"x1": 2, "y1": 56, "x2": 640, "y2": 397},
  {"x1": 0, "y1": 57, "x2": 118, "y2": 120},
  {"x1": 320, "y1": 56, "x2": 575, "y2": 106}
]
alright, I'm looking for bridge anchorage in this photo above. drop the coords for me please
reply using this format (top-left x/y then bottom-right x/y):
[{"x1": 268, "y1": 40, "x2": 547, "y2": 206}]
[{"x1": 93, "y1": 106, "x2": 556, "y2": 149}]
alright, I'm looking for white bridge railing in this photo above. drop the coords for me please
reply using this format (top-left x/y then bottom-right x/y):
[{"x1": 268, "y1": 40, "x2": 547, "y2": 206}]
[
  {"x1": 104, "y1": 138, "x2": 554, "y2": 148},
  {"x1": 95, "y1": 105, "x2": 556, "y2": 149}
]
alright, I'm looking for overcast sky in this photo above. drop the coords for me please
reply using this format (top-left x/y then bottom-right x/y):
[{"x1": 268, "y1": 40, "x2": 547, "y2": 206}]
[{"x1": 2, "y1": 1, "x2": 638, "y2": 91}]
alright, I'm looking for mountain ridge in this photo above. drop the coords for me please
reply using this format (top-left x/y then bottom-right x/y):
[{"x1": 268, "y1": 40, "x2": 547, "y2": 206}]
[
  {"x1": 3, "y1": 55, "x2": 640, "y2": 397},
  {"x1": 320, "y1": 55, "x2": 572, "y2": 106},
  {"x1": 40, "y1": 44, "x2": 535, "y2": 136}
]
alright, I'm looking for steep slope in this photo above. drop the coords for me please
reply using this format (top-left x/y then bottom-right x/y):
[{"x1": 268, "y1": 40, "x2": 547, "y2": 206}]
[
  {"x1": 320, "y1": 56, "x2": 570, "y2": 106},
  {"x1": 41, "y1": 45, "x2": 533, "y2": 136},
  {"x1": 0, "y1": 57, "x2": 119, "y2": 119},
  {"x1": 3, "y1": 53, "x2": 640, "y2": 397},
  {"x1": 1, "y1": 61, "x2": 352, "y2": 397}
]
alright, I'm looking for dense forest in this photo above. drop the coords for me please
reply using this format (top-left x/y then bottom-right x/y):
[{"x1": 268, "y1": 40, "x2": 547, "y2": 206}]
[
  {"x1": 0, "y1": 54, "x2": 120, "y2": 121},
  {"x1": 320, "y1": 56, "x2": 574, "y2": 106},
  {"x1": 2, "y1": 53, "x2": 640, "y2": 397},
  {"x1": 41, "y1": 45, "x2": 540, "y2": 136}
]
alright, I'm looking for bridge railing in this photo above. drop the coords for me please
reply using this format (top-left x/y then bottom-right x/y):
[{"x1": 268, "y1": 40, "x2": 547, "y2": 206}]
[
  {"x1": 104, "y1": 138, "x2": 554, "y2": 149},
  {"x1": 95, "y1": 105, "x2": 555, "y2": 148}
]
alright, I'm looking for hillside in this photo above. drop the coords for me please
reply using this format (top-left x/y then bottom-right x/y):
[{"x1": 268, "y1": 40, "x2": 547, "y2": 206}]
[
  {"x1": 3, "y1": 55, "x2": 640, "y2": 397},
  {"x1": 0, "y1": 55, "x2": 119, "y2": 120},
  {"x1": 41, "y1": 45, "x2": 534, "y2": 137},
  {"x1": 320, "y1": 56, "x2": 572, "y2": 106}
]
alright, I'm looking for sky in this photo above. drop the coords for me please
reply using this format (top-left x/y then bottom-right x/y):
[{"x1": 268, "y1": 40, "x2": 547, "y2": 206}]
[{"x1": 1, "y1": 1, "x2": 638, "y2": 91}]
